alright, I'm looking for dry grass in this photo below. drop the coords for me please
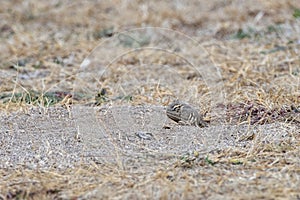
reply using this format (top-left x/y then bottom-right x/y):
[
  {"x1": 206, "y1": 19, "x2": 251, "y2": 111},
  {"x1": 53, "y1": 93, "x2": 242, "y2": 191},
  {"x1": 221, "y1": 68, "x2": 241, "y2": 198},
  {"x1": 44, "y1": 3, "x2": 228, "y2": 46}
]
[
  {"x1": 0, "y1": 0, "x2": 300, "y2": 199},
  {"x1": 1, "y1": 135, "x2": 299, "y2": 199}
]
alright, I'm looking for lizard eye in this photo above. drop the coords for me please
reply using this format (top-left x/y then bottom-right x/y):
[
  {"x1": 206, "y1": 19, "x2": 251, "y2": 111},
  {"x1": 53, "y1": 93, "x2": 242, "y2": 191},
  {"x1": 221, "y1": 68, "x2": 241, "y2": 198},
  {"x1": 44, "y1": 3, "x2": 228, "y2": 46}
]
[{"x1": 172, "y1": 104, "x2": 182, "y2": 112}]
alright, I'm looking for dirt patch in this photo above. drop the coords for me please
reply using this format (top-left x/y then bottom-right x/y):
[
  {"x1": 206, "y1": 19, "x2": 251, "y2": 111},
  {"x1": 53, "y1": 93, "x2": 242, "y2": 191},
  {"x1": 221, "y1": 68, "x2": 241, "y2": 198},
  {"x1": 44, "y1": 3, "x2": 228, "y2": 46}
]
[{"x1": 0, "y1": 106, "x2": 299, "y2": 199}]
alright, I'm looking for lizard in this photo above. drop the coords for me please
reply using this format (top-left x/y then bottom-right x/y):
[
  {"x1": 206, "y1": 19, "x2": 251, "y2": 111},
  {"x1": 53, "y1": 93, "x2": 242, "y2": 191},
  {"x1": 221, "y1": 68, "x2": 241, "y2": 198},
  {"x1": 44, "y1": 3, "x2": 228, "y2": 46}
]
[{"x1": 166, "y1": 100, "x2": 208, "y2": 128}]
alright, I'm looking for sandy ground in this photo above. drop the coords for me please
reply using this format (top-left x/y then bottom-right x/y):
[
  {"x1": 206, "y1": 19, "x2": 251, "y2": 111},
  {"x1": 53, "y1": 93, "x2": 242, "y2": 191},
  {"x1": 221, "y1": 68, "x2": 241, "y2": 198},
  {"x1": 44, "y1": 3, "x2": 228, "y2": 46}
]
[
  {"x1": 0, "y1": 105, "x2": 299, "y2": 199},
  {"x1": 1, "y1": 105, "x2": 296, "y2": 170}
]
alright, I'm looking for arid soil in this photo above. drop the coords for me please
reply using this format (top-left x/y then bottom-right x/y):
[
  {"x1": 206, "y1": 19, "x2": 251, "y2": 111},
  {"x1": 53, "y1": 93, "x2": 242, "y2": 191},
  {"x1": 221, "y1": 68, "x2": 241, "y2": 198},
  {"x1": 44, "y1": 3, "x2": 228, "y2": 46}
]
[
  {"x1": 0, "y1": 105, "x2": 299, "y2": 199},
  {"x1": 0, "y1": 0, "x2": 300, "y2": 199}
]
